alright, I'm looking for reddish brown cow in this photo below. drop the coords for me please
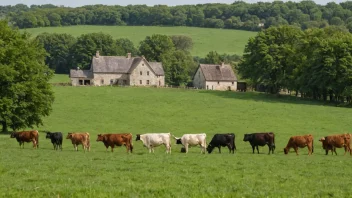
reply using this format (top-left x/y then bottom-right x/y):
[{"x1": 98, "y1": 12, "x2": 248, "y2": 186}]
[
  {"x1": 283, "y1": 134, "x2": 314, "y2": 155},
  {"x1": 319, "y1": 134, "x2": 351, "y2": 155},
  {"x1": 10, "y1": 130, "x2": 39, "y2": 149},
  {"x1": 66, "y1": 132, "x2": 90, "y2": 152},
  {"x1": 96, "y1": 133, "x2": 133, "y2": 153}
]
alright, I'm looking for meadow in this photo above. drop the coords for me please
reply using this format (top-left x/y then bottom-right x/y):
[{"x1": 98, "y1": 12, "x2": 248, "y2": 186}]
[
  {"x1": 20, "y1": 26, "x2": 257, "y2": 57},
  {"x1": 1, "y1": 80, "x2": 352, "y2": 197}
]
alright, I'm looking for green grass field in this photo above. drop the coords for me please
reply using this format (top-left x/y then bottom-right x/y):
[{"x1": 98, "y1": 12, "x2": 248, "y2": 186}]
[
  {"x1": 1, "y1": 85, "x2": 352, "y2": 197},
  {"x1": 21, "y1": 26, "x2": 257, "y2": 57}
]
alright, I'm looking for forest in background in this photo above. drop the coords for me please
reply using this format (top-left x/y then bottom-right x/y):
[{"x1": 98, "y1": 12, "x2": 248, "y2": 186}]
[{"x1": 1, "y1": 1, "x2": 352, "y2": 32}]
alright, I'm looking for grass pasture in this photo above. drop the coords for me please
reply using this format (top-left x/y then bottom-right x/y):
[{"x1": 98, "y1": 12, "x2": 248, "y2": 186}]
[
  {"x1": 1, "y1": 86, "x2": 352, "y2": 197},
  {"x1": 21, "y1": 26, "x2": 257, "y2": 57}
]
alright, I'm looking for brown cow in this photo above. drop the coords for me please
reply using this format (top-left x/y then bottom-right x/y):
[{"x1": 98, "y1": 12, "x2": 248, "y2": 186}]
[
  {"x1": 283, "y1": 134, "x2": 314, "y2": 155},
  {"x1": 66, "y1": 132, "x2": 90, "y2": 152},
  {"x1": 319, "y1": 134, "x2": 351, "y2": 155},
  {"x1": 96, "y1": 133, "x2": 133, "y2": 153},
  {"x1": 10, "y1": 130, "x2": 39, "y2": 149}
]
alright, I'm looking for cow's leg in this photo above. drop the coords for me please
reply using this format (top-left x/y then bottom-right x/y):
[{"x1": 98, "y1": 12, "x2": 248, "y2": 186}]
[
  {"x1": 111, "y1": 145, "x2": 115, "y2": 152},
  {"x1": 256, "y1": 146, "x2": 259, "y2": 154},
  {"x1": 333, "y1": 147, "x2": 337, "y2": 155},
  {"x1": 251, "y1": 145, "x2": 255, "y2": 154},
  {"x1": 293, "y1": 146, "x2": 299, "y2": 155}
]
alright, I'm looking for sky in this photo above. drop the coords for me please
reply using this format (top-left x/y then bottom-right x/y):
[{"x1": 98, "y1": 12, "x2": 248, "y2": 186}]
[{"x1": 0, "y1": 0, "x2": 348, "y2": 7}]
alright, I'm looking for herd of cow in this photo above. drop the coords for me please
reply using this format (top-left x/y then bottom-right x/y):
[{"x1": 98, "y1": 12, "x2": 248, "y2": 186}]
[{"x1": 8, "y1": 130, "x2": 352, "y2": 155}]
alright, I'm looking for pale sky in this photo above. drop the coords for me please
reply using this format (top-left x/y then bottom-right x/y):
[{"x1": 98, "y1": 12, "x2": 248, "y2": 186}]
[{"x1": 0, "y1": 0, "x2": 348, "y2": 7}]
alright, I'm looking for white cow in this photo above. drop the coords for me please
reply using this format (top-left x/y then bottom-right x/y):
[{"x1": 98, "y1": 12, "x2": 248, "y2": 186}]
[
  {"x1": 136, "y1": 133, "x2": 172, "y2": 154},
  {"x1": 173, "y1": 133, "x2": 207, "y2": 154}
]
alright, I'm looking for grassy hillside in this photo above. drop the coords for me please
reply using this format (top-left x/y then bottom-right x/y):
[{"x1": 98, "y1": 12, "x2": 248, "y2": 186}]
[
  {"x1": 21, "y1": 26, "x2": 257, "y2": 57},
  {"x1": 1, "y1": 86, "x2": 352, "y2": 197}
]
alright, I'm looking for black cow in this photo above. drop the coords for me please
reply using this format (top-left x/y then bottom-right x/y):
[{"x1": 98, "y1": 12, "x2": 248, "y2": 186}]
[
  {"x1": 46, "y1": 132, "x2": 63, "y2": 150},
  {"x1": 207, "y1": 133, "x2": 236, "y2": 154},
  {"x1": 243, "y1": 132, "x2": 275, "y2": 154},
  {"x1": 237, "y1": 82, "x2": 247, "y2": 92}
]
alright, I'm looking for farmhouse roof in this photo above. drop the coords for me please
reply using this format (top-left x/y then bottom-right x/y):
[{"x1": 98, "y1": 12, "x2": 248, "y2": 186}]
[
  {"x1": 199, "y1": 63, "x2": 237, "y2": 81},
  {"x1": 69, "y1": 69, "x2": 93, "y2": 78},
  {"x1": 91, "y1": 53, "x2": 164, "y2": 75}
]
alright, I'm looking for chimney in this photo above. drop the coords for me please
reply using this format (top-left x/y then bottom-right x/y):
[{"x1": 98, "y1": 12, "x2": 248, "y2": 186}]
[
  {"x1": 221, "y1": 62, "x2": 225, "y2": 67},
  {"x1": 77, "y1": 67, "x2": 80, "y2": 70},
  {"x1": 127, "y1": 53, "x2": 131, "y2": 59},
  {"x1": 96, "y1": 51, "x2": 100, "y2": 58}
]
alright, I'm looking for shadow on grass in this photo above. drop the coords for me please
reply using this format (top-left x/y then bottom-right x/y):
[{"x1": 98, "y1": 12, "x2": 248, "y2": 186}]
[{"x1": 199, "y1": 90, "x2": 341, "y2": 107}]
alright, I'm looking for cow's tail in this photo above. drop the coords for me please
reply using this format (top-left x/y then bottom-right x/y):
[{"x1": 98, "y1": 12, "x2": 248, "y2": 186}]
[
  {"x1": 272, "y1": 133, "x2": 276, "y2": 150},
  {"x1": 312, "y1": 138, "x2": 314, "y2": 153}
]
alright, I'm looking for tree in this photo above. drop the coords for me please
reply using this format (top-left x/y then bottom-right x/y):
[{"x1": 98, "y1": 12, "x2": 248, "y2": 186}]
[
  {"x1": 169, "y1": 35, "x2": 193, "y2": 51},
  {"x1": 35, "y1": 33, "x2": 76, "y2": 73},
  {"x1": 115, "y1": 38, "x2": 139, "y2": 56},
  {"x1": 0, "y1": 20, "x2": 54, "y2": 132},
  {"x1": 139, "y1": 34, "x2": 175, "y2": 62},
  {"x1": 71, "y1": 32, "x2": 119, "y2": 69},
  {"x1": 160, "y1": 50, "x2": 196, "y2": 86},
  {"x1": 204, "y1": 51, "x2": 222, "y2": 64}
]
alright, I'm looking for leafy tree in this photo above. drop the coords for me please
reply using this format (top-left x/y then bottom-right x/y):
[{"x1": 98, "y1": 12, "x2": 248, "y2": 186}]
[
  {"x1": 35, "y1": 33, "x2": 76, "y2": 73},
  {"x1": 116, "y1": 38, "x2": 139, "y2": 56},
  {"x1": 139, "y1": 34, "x2": 175, "y2": 62},
  {"x1": 161, "y1": 50, "x2": 196, "y2": 86},
  {"x1": 204, "y1": 51, "x2": 222, "y2": 64},
  {"x1": 169, "y1": 35, "x2": 193, "y2": 52},
  {"x1": 0, "y1": 20, "x2": 54, "y2": 132},
  {"x1": 71, "y1": 32, "x2": 119, "y2": 69}
]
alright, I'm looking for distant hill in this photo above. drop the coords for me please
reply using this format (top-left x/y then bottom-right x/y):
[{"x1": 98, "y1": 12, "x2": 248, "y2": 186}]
[{"x1": 21, "y1": 25, "x2": 257, "y2": 57}]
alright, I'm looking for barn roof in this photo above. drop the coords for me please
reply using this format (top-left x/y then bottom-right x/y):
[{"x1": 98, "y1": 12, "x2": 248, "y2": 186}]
[
  {"x1": 69, "y1": 69, "x2": 93, "y2": 78},
  {"x1": 90, "y1": 53, "x2": 164, "y2": 76},
  {"x1": 199, "y1": 63, "x2": 237, "y2": 81}
]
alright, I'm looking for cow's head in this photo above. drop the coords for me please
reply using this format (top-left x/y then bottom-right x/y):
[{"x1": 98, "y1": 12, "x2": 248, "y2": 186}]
[
  {"x1": 207, "y1": 144, "x2": 214, "y2": 153},
  {"x1": 96, "y1": 134, "x2": 104, "y2": 142},
  {"x1": 45, "y1": 132, "x2": 52, "y2": 139},
  {"x1": 135, "y1": 134, "x2": 141, "y2": 141},
  {"x1": 175, "y1": 138, "x2": 182, "y2": 145},
  {"x1": 319, "y1": 137, "x2": 325, "y2": 142},
  {"x1": 10, "y1": 132, "x2": 17, "y2": 138},
  {"x1": 283, "y1": 148, "x2": 289, "y2": 154},
  {"x1": 180, "y1": 147, "x2": 186, "y2": 153},
  {"x1": 243, "y1": 134, "x2": 252, "y2": 142},
  {"x1": 66, "y1": 133, "x2": 73, "y2": 139}
]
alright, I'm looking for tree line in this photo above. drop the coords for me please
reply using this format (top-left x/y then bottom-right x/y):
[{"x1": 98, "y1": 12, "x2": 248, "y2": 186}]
[
  {"x1": 35, "y1": 32, "x2": 240, "y2": 86},
  {"x1": 238, "y1": 25, "x2": 352, "y2": 104},
  {"x1": 2, "y1": 1, "x2": 352, "y2": 32}
]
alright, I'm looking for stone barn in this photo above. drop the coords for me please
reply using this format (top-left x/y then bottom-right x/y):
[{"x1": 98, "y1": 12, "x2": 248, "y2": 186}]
[
  {"x1": 70, "y1": 51, "x2": 165, "y2": 87},
  {"x1": 192, "y1": 63, "x2": 238, "y2": 91}
]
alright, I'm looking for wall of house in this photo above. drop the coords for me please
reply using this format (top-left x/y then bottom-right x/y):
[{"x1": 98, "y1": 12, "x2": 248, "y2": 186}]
[
  {"x1": 129, "y1": 60, "x2": 165, "y2": 86},
  {"x1": 92, "y1": 73, "x2": 129, "y2": 86},
  {"x1": 71, "y1": 78, "x2": 92, "y2": 86},
  {"x1": 205, "y1": 81, "x2": 237, "y2": 91},
  {"x1": 192, "y1": 67, "x2": 206, "y2": 89}
]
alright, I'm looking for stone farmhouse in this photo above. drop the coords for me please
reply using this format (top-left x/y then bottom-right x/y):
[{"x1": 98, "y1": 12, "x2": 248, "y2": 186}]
[
  {"x1": 192, "y1": 63, "x2": 238, "y2": 91},
  {"x1": 70, "y1": 51, "x2": 165, "y2": 87}
]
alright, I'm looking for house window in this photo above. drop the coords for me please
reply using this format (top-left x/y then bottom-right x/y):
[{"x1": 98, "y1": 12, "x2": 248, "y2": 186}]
[
  {"x1": 140, "y1": 80, "x2": 142, "y2": 85},
  {"x1": 218, "y1": 81, "x2": 220, "y2": 85},
  {"x1": 147, "y1": 80, "x2": 150, "y2": 85},
  {"x1": 79, "y1": 80, "x2": 83, "y2": 85},
  {"x1": 207, "y1": 85, "x2": 209, "y2": 90},
  {"x1": 232, "y1": 81, "x2": 234, "y2": 85},
  {"x1": 142, "y1": 63, "x2": 144, "y2": 66},
  {"x1": 147, "y1": 71, "x2": 149, "y2": 76},
  {"x1": 110, "y1": 79, "x2": 113, "y2": 85},
  {"x1": 101, "y1": 79, "x2": 104, "y2": 84},
  {"x1": 140, "y1": 71, "x2": 142, "y2": 75}
]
